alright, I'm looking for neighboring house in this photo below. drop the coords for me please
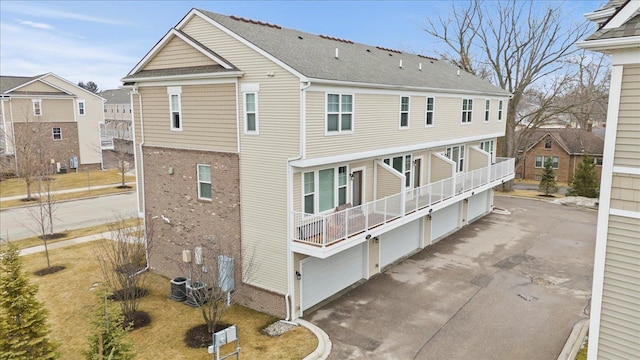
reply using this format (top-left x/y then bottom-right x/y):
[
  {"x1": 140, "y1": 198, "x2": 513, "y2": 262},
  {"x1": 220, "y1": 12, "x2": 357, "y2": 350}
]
[
  {"x1": 0, "y1": 73, "x2": 104, "y2": 173},
  {"x1": 98, "y1": 88, "x2": 134, "y2": 170},
  {"x1": 122, "y1": 9, "x2": 514, "y2": 319},
  {"x1": 516, "y1": 128, "x2": 604, "y2": 183},
  {"x1": 578, "y1": 1, "x2": 640, "y2": 359}
]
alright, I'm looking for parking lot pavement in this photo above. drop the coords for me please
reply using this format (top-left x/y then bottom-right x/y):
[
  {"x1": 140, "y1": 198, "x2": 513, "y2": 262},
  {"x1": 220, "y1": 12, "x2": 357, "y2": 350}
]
[{"x1": 308, "y1": 196, "x2": 596, "y2": 360}]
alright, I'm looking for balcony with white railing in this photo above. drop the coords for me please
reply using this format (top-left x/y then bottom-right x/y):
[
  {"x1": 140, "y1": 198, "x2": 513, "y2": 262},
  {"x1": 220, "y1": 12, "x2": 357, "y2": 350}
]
[{"x1": 292, "y1": 157, "x2": 515, "y2": 258}]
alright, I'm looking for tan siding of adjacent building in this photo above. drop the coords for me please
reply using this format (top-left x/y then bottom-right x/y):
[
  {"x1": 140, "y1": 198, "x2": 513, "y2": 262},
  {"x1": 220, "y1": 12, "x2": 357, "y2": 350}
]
[
  {"x1": 597, "y1": 215, "x2": 640, "y2": 359},
  {"x1": 18, "y1": 81, "x2": 61, "y2": 93},
  {"x1": 9, "y1": 98, "x2": 74, "y2": 123},
  {"x1": 468, "y1": 147, "x2": 489, "y2": 171},
  {"x1": 610, "y1": 174, "x2": 640, "y2": 212},
  {"x1": 430, "y1": 153, "x2": 454, "y2": 182},
  {"x1": 614, "y1": 66, "x2": 640, "y2": 168},
  {"x1": 139, "y1": 83, "x2": 237, "y2": 152},
  {"x1": 182, "y1": 15, "x2": 302, "y2": 296},
  {"x1": 304, "y1": 91, "x2": 507, "y2": 159},
  {"x1": 144, "y1": 36, "x2": 215, "y2": 70},
  {"x1": 376, "y1": 162, "x2": 402, "y2": 199},
  {"x1": 132, "y1": 93, "x2": 145, "y2": 213}
]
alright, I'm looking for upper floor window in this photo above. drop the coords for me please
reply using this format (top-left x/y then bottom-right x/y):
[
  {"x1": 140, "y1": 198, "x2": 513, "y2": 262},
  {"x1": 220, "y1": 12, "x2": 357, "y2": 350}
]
[
  {"x1": 244, "y1": 92, "x2": 258, "y2": 133},
  {"x1": 498, "y1": 100, "x2": 503, "y2": 121},
  {"x1": 327, "y1": 94, "x2": 352, "y2": 133},
  {"x1": 383, "y1": 154, "x2": 412, "y2": 188},
  {"x1": 445, "y1": 145, "x2": 465, "y2": 172},
  {"x1": 544, "y1": 138, "x2": 552, "y2": 149},
  {"x1": 52, "y1": 127, "x2": 62, "y2": 140},
  {"x1": 168, "y1": 86, "x2": 182, "y2": 131},
  {"x1": 78, "y1": 100, "x2": 85, "y2": 116},
  {"x1": 400, "y1": 96, "x2": 409, "y2": 128},
  {"x1": 425, "y1": 97, "x2": 434, "y2": 126},
  {"x1": 197, "y1": 164, "x2": 212, "y2": 200},
  {"x1": 484, "y1": 100, "x2": 490, "y2": 122},
  {"x1": 303, "y1": 165, "x2": 348, "y2": 214},
  {"x1": 33, "y1": 99, "x2": 42, "y2": 116},
  {"x1": 462, "y1": 99, "x2": 473, "y2": 123},
  {"x1": 103, "y1": 106, "x2": 107, "y2": 113}
]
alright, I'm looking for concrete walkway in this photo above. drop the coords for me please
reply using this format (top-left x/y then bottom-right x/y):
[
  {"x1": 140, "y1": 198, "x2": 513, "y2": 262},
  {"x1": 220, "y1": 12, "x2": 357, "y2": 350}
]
[
  {"x1": 18, "y1": 231, "x2": 111, "y2": 256},
  {"x1": 1, "y1": 182, "x2": 136, "y2": 203}
]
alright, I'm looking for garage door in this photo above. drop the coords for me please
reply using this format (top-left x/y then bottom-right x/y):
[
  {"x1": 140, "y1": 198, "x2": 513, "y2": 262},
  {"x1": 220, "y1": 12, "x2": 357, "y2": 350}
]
[
  {"x1": 300, "y1": 243, "x2": 365, "y2": 312},
  {"x1": 379, "y1": 219, "x2": 421, "y2": 269},
  {"x1": 431, "y1": 202, "x2": 461, "y2": 243},
  {"x1": 468, "y1": 191, "x2": 490, "y2": 222}
]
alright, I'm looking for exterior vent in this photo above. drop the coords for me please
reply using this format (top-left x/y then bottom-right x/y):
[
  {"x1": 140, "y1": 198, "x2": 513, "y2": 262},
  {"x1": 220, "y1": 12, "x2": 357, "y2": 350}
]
[
  {"x1": 399, "y1": 59, "x2": 403, "y2": 68},
  {"x1": 230, "y1": 15, "x2": 281, "y2": 29},
  {"x1": 319, "y1": 35, "x2": 354, "y2": 44},
  {"x1": 376, "y1": 46, "x2": 402, "y2": 54}
]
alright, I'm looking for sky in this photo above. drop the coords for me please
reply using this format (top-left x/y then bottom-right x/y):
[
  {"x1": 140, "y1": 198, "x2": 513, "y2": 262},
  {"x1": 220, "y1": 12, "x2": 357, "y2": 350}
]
[{"x1": 0, "y1": 0, "x2": 606, "y2": 91}]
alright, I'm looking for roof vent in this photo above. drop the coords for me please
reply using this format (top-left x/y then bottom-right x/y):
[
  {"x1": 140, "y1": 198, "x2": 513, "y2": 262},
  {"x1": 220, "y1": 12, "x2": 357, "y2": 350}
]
[
  {"x1": 376, "y1": 46, "x2": 402, "y2": 54},
  {"x1": 335, "y1": 48, "x2": 339, "y2": 59},
  {"x1": 320, "y1": 35, "x2": 354, "y2": 44},
  {"x1": 457, "y1": 69, "x2": 461, "y2": 76},
  {"x1": 419, "y1": 63, "x2": 422, "y2": 71},
  {"x1": 298, "y1": 36, "x2": 303, "y2": 40},
  {"x1": 230, "y1": 15, "x2": 282, "y2": 29},
  {"x1": 399, "y1": 59, "x2": 403, "y2": 68}
]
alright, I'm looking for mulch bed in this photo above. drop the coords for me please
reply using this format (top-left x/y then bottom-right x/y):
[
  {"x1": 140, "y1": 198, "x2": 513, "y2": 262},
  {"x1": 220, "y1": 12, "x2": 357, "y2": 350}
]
[
  {"x1": 108, "y1": 287, "x2": 149, "y2": 301},
  {"x1": 126, "y1": 310, "x2": 152, "y2": 330},
  {"x1": 185, "y1": 323, "x2": 231, "y2": 348},
  {"x1": 40, "y1": 233, "x2": 67, "y2": 240},
  {"x1": 34, "y1": 265, "x2": 66, "y2": 276},
  {"x1": 116, "y1": 185, "x2": 133, "y2": 189}
]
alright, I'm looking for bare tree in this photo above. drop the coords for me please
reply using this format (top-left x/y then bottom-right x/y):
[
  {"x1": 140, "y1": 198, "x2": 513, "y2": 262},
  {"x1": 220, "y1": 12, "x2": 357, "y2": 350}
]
[
  {"x1": 95, "y1": 216, "x2": 152, "y2": 327},
  {"x1": 425, "y1": 0, "x2": 590, "y2": 189},
  {"x1": 11, "y1": 114, "x2": 51, "y2": 200},
  {"x1": 25, "y1": 176, "x2": 59, "y2": 268}
]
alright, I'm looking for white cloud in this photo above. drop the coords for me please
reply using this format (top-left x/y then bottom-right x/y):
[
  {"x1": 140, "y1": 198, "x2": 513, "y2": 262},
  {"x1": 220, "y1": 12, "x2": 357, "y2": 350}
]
[
  {"x1": 18, "y1": 19, "x2": 53, "y2": 30},
  {"x1": 2, "y1": 2, "x2": 128, "y2": 26}
]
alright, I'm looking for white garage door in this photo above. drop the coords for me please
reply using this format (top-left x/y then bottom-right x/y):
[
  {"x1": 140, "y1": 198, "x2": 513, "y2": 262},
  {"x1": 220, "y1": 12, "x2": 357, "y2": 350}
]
[
  {"x1": 431, "y1": 202, "x2": 461, "y2": 243},
  {"x1": 468, "y1": 191, "x2": 490, "y2": 222},
  {"x1": 379, "y1": 219, "x2": 421, "y2": 269},
  {"x1": 300, "y1": 243, "x2": 365, "y2": 312}
]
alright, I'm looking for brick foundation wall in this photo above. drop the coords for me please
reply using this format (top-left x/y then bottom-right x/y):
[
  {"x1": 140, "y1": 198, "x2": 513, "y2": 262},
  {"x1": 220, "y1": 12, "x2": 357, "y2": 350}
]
[{"x1": 235, "y1": 284, "x2": 287, "y2": 319}]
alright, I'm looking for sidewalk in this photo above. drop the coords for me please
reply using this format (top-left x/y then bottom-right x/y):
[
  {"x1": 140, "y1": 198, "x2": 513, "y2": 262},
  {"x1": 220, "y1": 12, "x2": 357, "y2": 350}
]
[
  {"x1": 18, "y1": 231, "x2": 112, "y2": 256},
  {"x1": 1, "y1": 182, "x2": 136, "y2": 202}
]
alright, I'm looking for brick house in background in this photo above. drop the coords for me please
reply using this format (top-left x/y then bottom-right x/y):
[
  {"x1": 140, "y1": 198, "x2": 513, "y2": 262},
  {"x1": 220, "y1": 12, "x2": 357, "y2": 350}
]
[
  {"x1": 516, "y1": 128, "x2": 604, "y2": 183},
  {"x1": 0, "y1": 73, "x2": 104, "y2": 173},
  {"x1": 123, "y1": 8, "x2": 514, "y2": 319}
]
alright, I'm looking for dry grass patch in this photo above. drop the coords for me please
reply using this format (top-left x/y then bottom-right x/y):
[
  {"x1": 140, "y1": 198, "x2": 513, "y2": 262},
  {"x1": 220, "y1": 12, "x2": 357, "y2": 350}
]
[
  {"x1": 0, "y1": 169, "x2": 135, "y2": 198},
  {"x1": 0, "y1": 185, "x2": 135, "y2": 209},
  {"x1": 21, "y1": 242, "x2": 317, "y2": 360}
]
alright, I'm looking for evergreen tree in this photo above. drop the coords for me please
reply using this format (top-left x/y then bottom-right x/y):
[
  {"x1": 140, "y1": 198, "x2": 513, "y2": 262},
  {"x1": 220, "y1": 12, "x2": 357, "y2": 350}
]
[
  {"x1": 0, "y1": 244, "x2": 58, "y2": 359},
  {"x1": 538, "y1": 157, "x2": 558, "y2": 196},
  {"x1": 84, "y1": 293, "x2": 135, "y2": 360},
  {"x1": 567, "y1": 154, "x2": 599, "y2": 198}
]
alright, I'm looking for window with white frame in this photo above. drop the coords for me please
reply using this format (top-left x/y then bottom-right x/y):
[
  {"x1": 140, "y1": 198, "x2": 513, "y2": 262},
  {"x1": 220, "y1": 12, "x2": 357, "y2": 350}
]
[
  {"x1": 78, "y1": 100, "x2": 85, "y2": 115},
  {"x1": 535, "y1": 155, "x2": 558, "y2": 169},
  {"x1": 426, "y1": 97, "x2": 434, "y2": 126},
  {"x1": 52, "y1": 127, "x2": 62, "y2": 140},
  {"x1": 33, "y1": 99, "x2": 42, "y2": 116},
  {"x1": 498, "y1": 100, "x2": 503, "y2": 121},
  {"x1": 383, "y1": 154, "x2": 412, "y2": 188},
  {"x1": 480, "y1": 140, "x2": 494, "y2": 158},
  {"x1": 168, "y1": 87, "x2": 182, "y2": 130},
  {"x1": 326, "y1": 94, "x2": 352, "y2": 133},
  {"x1": 462, "y1": 99, "x2": 473, "y2": 123},
  {"x1": 197, "y1": 164, "x2": 212, "y2": 200},
  {"x1": 303, "y1": 165, "x2": 348, "y2": 213},
  {"x1": 593, "y1": 157, "x2": 603, "y2": 166},
  {"x1": 400, "y1": 96, "x2": 409, "y2": 128},
  {"x1": 445, "y1": 145, "x2": 465, "y2": 172},
  {"x1": 484, "y1": 100, "x2": 490, "y2": 122},
  {"x1": 244, "y1": 92, "x2": 258, "y2": 133}
]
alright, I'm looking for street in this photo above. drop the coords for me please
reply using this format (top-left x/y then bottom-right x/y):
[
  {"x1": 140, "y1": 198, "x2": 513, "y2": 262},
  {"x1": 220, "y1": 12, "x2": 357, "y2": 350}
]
[{"x1": 0, "y1": 192, "x2": 137, "y2": 241}]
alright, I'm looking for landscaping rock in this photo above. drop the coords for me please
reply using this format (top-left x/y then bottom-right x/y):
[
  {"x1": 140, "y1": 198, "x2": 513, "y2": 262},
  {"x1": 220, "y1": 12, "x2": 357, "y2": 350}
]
[{"x1": 261, "y1": 321, "x2": 297, "y2": 337}]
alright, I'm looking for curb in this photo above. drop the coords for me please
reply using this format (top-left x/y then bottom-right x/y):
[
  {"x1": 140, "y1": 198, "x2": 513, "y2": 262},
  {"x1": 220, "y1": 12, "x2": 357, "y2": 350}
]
[
  {"x1": 297, "y1": 319, "x2": 332, "y2": 360},
  {"x1": 557, "y1": 319, "x2": 589, "y2": 360}
]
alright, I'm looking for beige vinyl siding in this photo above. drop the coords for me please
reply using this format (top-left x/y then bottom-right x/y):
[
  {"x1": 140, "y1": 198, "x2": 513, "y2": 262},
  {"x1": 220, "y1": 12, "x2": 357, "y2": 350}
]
[
  {"x1": 468, "y1": 146, "x2": 489, "y2": 171},
  {"x1": 376, "y1": 162, "x2": 402, "y2": 199},
  {"x1": 182, "y1": 15, "x2": 301, "y2": 294},
  {"x1": 610, "y1": 174, "x2": 640, "y2": 212},
  {"x1": 430, "y1": 153, "x2": 454, "y2": 182},
  {"x1": 132, "y1": 93, "x2": 144, "y2": 213},
  {"x1": 17, "y1": 81, "x2": 61, "y2": 93},
  {"x1": 293, "y1": 172, "x2": 302, "y2": 213},
  {"x1": 597, "y1": 215, "x2": 640, "y2": 359},
  {"x1": 140, "y1": 84, "x2": 237, "y2": 152},
  {"x1": 144, "y1": 36, "x2": 215, "y2": 70},
  {"x1": 9, "y1": 98, "x2": 75, "y2": 122},
  {"x1": 304, "y1": 92, "x2": 508, "y2": 159},
  {"x1": 614, "y1": 65, "x2": 640, "y2": 167}
]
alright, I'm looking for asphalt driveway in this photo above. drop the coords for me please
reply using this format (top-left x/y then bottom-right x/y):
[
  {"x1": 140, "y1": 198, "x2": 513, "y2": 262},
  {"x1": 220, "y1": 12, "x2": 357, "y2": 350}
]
[{"x1": 308, "y1": 196, "x2": 596, "y2": 360}]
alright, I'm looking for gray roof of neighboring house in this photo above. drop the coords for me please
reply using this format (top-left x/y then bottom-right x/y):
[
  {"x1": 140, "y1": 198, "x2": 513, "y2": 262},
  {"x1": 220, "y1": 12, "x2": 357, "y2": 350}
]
[
  {"x1": 129, "y1": 9, "x2": 509, "y2": 96},
  {"x1": 522, "y1": 128, "x2": 605, "y2": 155},
  {"x1": 0, "y1": 75, "x2": 41, "y2": 94},
  {"x1": 586, "y1": 11, "x2": 640, "y2": 40},
  {"x1": 99, "y1": 88, "x2": 131, "y2": 104}
]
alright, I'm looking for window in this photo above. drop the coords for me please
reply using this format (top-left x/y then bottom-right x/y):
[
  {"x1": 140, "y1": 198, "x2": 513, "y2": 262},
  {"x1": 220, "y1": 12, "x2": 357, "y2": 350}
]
[
  {"x1": 78, "y1": 100, "x2": 85, "y2": 115},
  {"x1": 383, "y1": 155, "x2": 413, "y2": 188},
  {"x1": 480, "y1": 140, "x2": 494, "y2": 158},
  {"x1": 303, "y1": 166, "x2": 348, "y2": 213},
  {"x1": 103, "y1": 106, "x2": 107, "y2": 113},
  {"x1": 116, "y1": 105, "x2": 120, "y2": 113},
  {"x1": 168, "y1": 87, "x2": 182, "y2": 130},
  {"x1": 535, "y1": 156, "x2": 559, "y2": 169},
  {"x1": 425, "y1": 97, "x2": 434, "y2": 126},
  {"x1": 484, "y1": 100, "x2": 490, "y2": 122},
  {"x1": 327, "y1": 94, "x2": 353, "y2": 133},
  {"x1": 545, "y1": 139, "x2": 552, "y2": 149},
  {"x1": 52, "y1": 127, "x2": 62, "y2": 140},
  {"x1": 33, "y1": 99, "x2": 42, "y2": 116},
  {"x1": 400, "y1": 96, "x2": 409, "y2": 128},
  {"x1": 498, "y1": 100, "x2": 503, "y2": 121},
  {"x1": 197, "y1": 164, "x2": 211, "y2": 200},
  {"x1": 594, "y1": 157, "x2": 603, "y2": 166},
  {"x1": 445, "y1": 145, "x2": 465, "y2": 172},
  {"x1": 244, "y1": 92, "x2": 258, "y2": 133},
  {"x1": 462, "y1": 99, "x2": 473, "y2": 123}
]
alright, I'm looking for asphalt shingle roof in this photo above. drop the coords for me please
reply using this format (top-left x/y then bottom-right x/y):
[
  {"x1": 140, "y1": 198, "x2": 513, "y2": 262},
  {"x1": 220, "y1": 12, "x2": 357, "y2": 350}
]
[
  {"x1": 586, "y1": 12, "x2": 640, "y2": 40},
  {"x1": 99, "y1": 89, "x2": 131, "y2": 104},
  {"x1": 522, "y1": 128, "x2": 605, "y2": 155},
  {"x1": 0, "y1": 75, "x2": 40, "y2": 94}
]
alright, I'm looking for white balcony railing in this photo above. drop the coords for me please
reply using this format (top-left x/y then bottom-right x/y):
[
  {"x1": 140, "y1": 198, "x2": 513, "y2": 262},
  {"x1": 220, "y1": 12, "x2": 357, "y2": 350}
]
[{"x1": 293, "y1": 157, "x2": 514, "y2": 249}]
